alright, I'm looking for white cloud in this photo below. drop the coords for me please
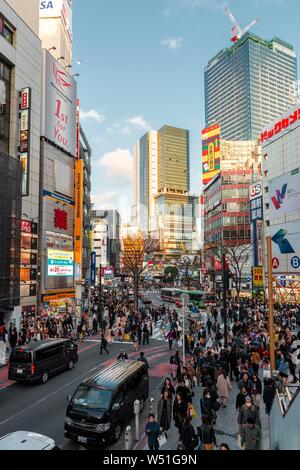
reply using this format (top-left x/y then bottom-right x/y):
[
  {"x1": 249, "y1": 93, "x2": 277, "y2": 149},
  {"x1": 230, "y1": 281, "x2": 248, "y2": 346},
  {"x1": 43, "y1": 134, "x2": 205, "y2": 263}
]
[
  {"x1": 80, "y1": 109, "x2": 105, "y2": 123},
  {"x1": 161, "y1": 37, "x2": 183, "y2": 50},
  {"x1": 126, "y1": 116, "x2": 151, "y2": 130},
  {"x1": 121, "y1": 127, "x2": 132, "y2": 136},
  {"x1": 97, "y1": 148, "x2": 133, "y2": 179}
]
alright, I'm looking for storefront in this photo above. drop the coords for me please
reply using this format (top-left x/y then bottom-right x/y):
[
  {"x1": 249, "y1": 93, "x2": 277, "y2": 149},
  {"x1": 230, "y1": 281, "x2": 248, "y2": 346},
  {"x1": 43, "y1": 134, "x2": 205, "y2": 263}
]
[{"x1": 40, "y1": 291, "x2": 76, "y2": 320}]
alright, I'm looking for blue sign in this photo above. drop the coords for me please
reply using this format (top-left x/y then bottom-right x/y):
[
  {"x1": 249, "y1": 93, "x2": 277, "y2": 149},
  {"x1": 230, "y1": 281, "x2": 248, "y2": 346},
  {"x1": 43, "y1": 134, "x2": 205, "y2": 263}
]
[
  {"x1": 250, "y1": 196, "x2": 263, "y2": 222},
  {"x1": 91, "y1": 251, "x2": 96, "y2": 285},
  {"x1": 291, "y1": 256, "x2": 300, "y2": 269}
]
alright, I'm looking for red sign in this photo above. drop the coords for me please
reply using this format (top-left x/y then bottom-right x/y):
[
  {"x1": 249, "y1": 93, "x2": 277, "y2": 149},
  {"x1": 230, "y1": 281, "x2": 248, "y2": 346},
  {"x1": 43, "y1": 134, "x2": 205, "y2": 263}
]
[
  {"x1": 21, "y1": 220, "x2": 32, "y2": 233},
  {"x1": 54, "y1": 208, "x2": 68, "y2": 231},
  {"x1": 261, "y1": 108, "x2": 300, "y2": 143},
  {"x1": 21, "y1": 88, "x2": 30, "y2": 110},
  {"x1": 272, "y1": 257, "x2": 280, "y2": 270}
]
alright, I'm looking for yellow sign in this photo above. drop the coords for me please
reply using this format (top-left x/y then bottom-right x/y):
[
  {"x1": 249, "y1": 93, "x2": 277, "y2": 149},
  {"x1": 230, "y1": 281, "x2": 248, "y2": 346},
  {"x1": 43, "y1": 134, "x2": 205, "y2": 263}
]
[
  {"x1": 202, "y1": 124, "x2": 221, "y2": 186},
  {"x1": 74, "y1": 159, "x2": 83, "y2": 281},
  {"x1": 252, "y1": 267, "x2": 264, "y2": 288}
]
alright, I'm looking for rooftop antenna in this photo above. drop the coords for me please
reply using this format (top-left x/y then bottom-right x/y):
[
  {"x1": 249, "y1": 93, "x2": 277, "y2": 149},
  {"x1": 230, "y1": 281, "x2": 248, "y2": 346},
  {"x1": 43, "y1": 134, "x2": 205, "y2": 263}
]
[{"x1": 224, "y1": 5, "x2": 259, "y2": 43}]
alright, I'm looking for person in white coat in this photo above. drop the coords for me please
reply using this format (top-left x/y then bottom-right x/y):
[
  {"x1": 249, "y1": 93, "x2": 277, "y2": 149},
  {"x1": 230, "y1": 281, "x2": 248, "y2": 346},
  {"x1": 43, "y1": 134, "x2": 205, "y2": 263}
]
[{"x1": 216, "y1": 370, "x2": 232, "y2": 408}]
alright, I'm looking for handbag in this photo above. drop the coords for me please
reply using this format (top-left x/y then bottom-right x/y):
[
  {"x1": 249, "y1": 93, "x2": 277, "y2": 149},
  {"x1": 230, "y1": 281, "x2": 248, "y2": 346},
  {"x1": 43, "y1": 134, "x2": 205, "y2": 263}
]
[
  {"x1": 189, "y1": 404, "x2": 197, "y2": 418},
  {"x1": 158, "y1": 432, "x2": 167, "y2": 448}
]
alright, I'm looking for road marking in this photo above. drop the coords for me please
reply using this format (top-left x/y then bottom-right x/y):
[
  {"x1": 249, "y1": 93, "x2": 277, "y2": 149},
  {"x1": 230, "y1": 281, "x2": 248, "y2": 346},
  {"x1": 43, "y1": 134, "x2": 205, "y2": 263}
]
[{"x1": 0, "y1": 359, "x2": 111, "y2": 427}]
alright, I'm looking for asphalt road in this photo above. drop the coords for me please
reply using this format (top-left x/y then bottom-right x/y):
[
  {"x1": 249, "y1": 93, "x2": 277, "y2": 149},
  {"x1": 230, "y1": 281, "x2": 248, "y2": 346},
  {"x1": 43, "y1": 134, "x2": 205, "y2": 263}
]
[{"x1": 0, "y1": 330, "x2": 171, "y2": 450}]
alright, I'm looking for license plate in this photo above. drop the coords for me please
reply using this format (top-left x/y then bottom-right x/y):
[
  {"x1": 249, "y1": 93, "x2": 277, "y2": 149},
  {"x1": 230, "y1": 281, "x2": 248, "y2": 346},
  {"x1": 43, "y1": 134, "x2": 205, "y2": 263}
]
[
  {"x1": 17, "y1": 369, "x2": 23, "y2": 374},
  {"x1": 78, "y1": 436, "x2": 87, "y2": 444}
]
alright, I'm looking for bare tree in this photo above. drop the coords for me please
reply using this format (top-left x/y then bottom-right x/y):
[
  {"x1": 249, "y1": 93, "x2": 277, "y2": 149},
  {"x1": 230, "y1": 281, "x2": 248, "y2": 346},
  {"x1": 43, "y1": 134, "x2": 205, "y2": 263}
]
[
  {"x1": 223, "y1": 244, "x2": 253, "y2": 301},
  {"x1": 171, "y1": 254, "x2": 201, "y2": 291},
  {"x1": 122, "y1": 233, "x2": 159, "y2": 313}
]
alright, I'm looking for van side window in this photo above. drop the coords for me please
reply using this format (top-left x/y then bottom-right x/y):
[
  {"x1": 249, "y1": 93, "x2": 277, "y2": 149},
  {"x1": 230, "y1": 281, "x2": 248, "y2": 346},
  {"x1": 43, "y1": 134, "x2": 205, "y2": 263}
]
[
  {"x1": 35, "y1": 346, "x2": 64, "y2": 361},
  {"x1": 114, "y1": 387, "x2": 125, "y2": 404}
]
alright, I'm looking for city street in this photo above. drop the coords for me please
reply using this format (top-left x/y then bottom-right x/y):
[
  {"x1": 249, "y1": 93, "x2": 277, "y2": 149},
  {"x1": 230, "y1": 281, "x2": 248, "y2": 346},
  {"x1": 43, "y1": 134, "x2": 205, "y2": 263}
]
[{"x1": 0, "y1": 329, "x2": 171, "y2": 449}]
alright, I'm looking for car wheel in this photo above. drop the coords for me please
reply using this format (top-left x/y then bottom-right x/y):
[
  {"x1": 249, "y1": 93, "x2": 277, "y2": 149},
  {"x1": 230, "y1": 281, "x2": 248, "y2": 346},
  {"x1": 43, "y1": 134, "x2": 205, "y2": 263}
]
[
  {"x1": 67, "y1": 360, "x2": 74, "y2": 370},
  {"x1": 113, "y1": 424, "x2": 122, "y2": 442},
  {"x1": 41, "y1": 370, "x2": 49, "y2": 384}
]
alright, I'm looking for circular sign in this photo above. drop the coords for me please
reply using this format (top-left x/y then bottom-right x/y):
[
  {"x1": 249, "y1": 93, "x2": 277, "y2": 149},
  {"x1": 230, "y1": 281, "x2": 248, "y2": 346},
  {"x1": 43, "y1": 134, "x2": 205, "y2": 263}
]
[
  {"x1": 291, "y1": 256, "x2": 300, "y2": 270},
  {"x1": 272, "y1": 257, "x2": 280, "y2": 270}
]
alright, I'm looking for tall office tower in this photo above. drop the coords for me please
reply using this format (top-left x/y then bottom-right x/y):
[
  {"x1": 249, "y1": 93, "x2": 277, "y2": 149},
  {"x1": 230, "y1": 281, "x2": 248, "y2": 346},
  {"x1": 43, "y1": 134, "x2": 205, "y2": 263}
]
[
  {"x1": 155, "y1": 126, "x2": 197, "y2": 258},
  {"x1": 205, "y1": 33, "x2": 297, "y2": 141},
  {"x1": 92, "y1": 210, "x2": 121, "y2": 271},
  {"x1": 132, "y1": 130, "x2": 157, "y2": 234},
  {"x1": 39, "y1": 0, "x2": 72, "y2": 67}
]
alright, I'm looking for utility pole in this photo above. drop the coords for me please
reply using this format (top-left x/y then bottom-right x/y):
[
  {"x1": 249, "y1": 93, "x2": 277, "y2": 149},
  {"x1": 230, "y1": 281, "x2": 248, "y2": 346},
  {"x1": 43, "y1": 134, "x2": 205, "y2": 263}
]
[
  {"x1": 99, "y1": 263, "x2": 102, "y2": 322},
  {"x1": 266, "y1": 236, "x2": 275, "y2": 372},
  {"x1": 222, "y1": 252, "x2": 228, "y2": 348}
]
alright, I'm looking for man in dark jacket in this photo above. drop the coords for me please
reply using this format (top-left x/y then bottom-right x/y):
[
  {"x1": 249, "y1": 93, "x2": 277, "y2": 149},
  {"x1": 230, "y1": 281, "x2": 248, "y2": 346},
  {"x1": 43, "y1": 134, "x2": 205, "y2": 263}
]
[
  {"x1": 138, "y1": 352, "x2": 149, "y2": 369},
  {"x1": 180, "y1": 416, "x2": 198, "y2": 450},
  {"x1": 263, "y1": 378, "x2": 276, "y2": 415},
  {"x1": 238, "y1": 397, "x2": 261, "y2": 431},
  {"x1": 99, "y1": 334, "x2": 109, "y2": 355},
  {"x1": 145, "y1": 414, "x2": 161, "y2": 451}
]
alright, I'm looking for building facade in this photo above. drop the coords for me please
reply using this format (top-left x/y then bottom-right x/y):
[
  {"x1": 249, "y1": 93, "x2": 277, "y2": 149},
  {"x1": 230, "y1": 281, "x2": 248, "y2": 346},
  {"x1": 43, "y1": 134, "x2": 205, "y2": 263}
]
[
  {"x1": 0, "y1": 0, "x2": 41, "y2": 332},
  {"x1": 203, "y1": 140, "x2": 261, "y2": 293},
  {"x1": 261, "y1": 104, "x2": 300, "y2": 302},
  {"x1": 92, "y1": 210, "x2": 121, "y2": 275},
  {"x1": 205, "y1": 33, "x2": 297, "y2": 141},
  {"x1": 132, "y1": 130, "x2": 157, "y2": 233}
]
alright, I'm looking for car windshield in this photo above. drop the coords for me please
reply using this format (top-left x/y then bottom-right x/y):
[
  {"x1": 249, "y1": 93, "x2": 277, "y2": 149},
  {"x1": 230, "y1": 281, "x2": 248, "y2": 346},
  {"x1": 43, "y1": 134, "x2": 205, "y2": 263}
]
[{"x1": 72, "y1": 386, "x2": 113, "y2": 410}]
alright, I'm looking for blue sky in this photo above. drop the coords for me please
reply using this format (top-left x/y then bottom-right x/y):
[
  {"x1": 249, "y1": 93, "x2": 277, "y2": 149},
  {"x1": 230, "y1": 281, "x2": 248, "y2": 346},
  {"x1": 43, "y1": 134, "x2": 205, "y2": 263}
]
[{"x1": 73, "y1": 0, "x2": 300, "y2": 222}]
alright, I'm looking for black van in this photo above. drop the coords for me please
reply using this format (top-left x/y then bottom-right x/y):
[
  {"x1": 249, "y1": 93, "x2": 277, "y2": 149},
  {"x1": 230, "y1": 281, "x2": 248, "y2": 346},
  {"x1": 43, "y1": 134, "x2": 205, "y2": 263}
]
[
  {"x1": 64, "y1": 360, "x2": 149, "y2": 446},
  {"x1": 8, "y1": 339, "x2": 78, "y2": 384}
]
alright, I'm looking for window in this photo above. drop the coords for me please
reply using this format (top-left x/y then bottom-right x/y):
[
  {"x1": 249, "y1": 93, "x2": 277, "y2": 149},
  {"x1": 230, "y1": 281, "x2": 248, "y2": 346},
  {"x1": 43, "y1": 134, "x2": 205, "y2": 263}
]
[
  {"x1": 0, "y1": 15, "x2": 14, "y2": 45},
  {"x1": 0, "y1": 58, "x2": 11, "y2": 153}
]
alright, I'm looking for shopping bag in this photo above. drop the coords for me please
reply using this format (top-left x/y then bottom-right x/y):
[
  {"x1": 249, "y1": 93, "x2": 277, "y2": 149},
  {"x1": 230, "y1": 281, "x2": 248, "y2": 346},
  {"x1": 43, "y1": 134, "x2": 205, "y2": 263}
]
[
  {"x1": 158, "y1": 432, "x2": 167, "y2": 448},
  {"x1": 237, "y1": 434, "x2": 245, "y2": 449},
  {"x1": 189, "y1": 404, "x2": 197, "y2": 418}
]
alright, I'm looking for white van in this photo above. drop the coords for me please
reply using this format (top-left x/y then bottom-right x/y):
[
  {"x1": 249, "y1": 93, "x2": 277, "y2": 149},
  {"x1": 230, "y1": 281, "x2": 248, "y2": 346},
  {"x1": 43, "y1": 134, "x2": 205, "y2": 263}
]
[{"x1": 0, "y1": 431, "x2": 57, "y2": 450}]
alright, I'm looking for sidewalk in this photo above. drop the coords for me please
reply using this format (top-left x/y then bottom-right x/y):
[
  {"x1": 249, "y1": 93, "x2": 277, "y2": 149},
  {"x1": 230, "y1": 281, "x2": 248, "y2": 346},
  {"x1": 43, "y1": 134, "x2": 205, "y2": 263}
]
[{"x1": 135, "y1": 375, "x2": 270, "y2": 451}]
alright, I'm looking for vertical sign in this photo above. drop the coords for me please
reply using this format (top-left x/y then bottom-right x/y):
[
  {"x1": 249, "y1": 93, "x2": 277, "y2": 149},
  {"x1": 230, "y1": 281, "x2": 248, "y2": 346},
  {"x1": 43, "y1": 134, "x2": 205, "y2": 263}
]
[
  {"x1": 75, "y1": 99, "x2": 80, "y2": 160},
  {"x1": 90, "y1": 251, "x2": 96, "y2": 285},
  {"x1": 74, "y1": 159, "x2": 83, "y2": 282},
  {"x1": 250, "y1": 182, "x2": 263, "y2": 222},
  {"x1": 19, "y1": 87, "x2": 31, "y2": 196},
  {"x1": 202, "y1": 124, "x2": 221, "y2": 186}
]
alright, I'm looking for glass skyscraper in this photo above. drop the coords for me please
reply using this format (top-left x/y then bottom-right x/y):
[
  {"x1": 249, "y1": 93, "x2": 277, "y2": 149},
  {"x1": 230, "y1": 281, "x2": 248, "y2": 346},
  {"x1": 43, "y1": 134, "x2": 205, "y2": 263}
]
[{"x1": 205, "y1": 33, "x2": 298, "y2": 140}]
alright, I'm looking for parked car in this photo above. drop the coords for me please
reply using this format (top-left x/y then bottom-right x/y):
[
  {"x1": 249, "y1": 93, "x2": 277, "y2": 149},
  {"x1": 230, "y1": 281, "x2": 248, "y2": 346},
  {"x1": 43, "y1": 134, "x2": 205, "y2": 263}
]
[
  {"x1": 65, "y1": 360, "x2": 149, "y2": 446},
  {"x1": 8, "y1": 338, "x2": 78, "y2": 384},
  {"x1": 0, "y1": 431, "x2": 57, "y2": 450}
]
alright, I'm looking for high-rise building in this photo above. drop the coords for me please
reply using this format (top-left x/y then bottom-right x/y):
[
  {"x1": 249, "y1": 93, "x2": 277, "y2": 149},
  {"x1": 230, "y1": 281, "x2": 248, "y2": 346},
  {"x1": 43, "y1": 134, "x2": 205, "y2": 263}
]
[
  {"x1": 205, "y1": 33, "x2": 297, "y2": 141},
  {"x1": 39, "y1": 0, "x2": 72, "y2": 68},
  {"x1": 92, "y1": 210, "x2": 121, "y2": 273},
  {"x1": 132, "y1": 130, "x2": 157, "y2": 233},
  {"x1": 0, "y1": 0, "x2": 41, "y2": 335}
]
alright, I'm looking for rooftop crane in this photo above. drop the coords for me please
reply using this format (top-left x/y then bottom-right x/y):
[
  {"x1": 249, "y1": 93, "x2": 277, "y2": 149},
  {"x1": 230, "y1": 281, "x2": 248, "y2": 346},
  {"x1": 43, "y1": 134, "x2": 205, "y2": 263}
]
[{"x1": 224, "y1": 5, "x2": 259, "y2": 43}]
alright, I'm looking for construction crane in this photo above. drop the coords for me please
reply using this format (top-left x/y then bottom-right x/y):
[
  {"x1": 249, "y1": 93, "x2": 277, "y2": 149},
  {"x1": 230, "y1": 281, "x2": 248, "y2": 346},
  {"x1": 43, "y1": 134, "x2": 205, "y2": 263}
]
[{"x1": 224, "y1": 5, "x2": 259, "y2": 43}]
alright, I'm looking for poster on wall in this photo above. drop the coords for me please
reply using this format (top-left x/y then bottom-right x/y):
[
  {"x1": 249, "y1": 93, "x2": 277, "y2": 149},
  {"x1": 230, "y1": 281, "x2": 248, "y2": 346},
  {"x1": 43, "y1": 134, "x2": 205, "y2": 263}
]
[
  {"x1": 47, "y1": 249, "x2": 74, "y2": 277},
  {"x1": 41, "y1": 50, "x2": 77, "y2": 156},
  {"x1": 202, "y1": 124, "x2": 221, "y2": 186},
  {"x1": 269, "y1": 169, "x2": 300, "y2": 218},
  {"x1": 269, "y1": 220, "x2": 300, "y2": 274}
]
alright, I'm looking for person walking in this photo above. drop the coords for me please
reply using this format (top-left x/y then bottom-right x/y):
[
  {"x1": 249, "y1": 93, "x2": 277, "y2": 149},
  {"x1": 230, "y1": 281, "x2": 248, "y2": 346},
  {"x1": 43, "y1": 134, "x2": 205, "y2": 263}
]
[
  {"x1": 238, "y1": 396, "x2": 261, "y2": 432},
  {"x1": 173, "y1": 392, "x2": 188, "y2": 436},
  {"x1": 240, "y1": 417, "x2": 261, "y2": 450},
  {"x1": 161, "y1": 377, "x2": 175, "y2": 398},
  {"x1": 200, "y1": 388, "x2": 216, "y2": 425},
  {"x1": 145, "y1": 414, "x2": 161, "y2": 452},
  {"x1": 138, "y1": 351, "x2": 149, "y2": 368},
  {"x1": 166, "y1": 329, "x2": 174, "y2": 351},
  {"x1": 99, "y1": 333, "x2": 109, "y2": 355},
  {"x1": 142, "y1": 323, "x2": 150, "y2": 345},
  {"x1": 216, "y1": 369, "x2": 232, "y2": 408},
  {"x1": 197, "y1": 415, "x2": 217, "y2": 451},
  {"x1": 180, "y1": 416, "x2": 199, "y2": 450},
  {"x1": 263, "y1": 378, "x2": 276, "y2": 415},
  {"x1": 157, "y1": 390, "x2": 172, "y2": 436}
]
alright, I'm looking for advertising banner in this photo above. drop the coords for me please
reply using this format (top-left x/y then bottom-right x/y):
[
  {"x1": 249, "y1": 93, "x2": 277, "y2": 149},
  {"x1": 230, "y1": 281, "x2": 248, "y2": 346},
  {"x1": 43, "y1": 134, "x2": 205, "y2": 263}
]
[
  {"x1": 91, "y1": 251, "x2": 96, "y2": 285},
  {"x1": 269, "y1": 169, "x2": 300, "y2": 218},
  {"x1": 202, "y1": 124, "x2": 221, "y2": 186},
  {"x1": 39, "y1": 0, "x2": 63, "y2": 17},
  {"x1": 74, "y1": 160, "x2": 83, "y2": 281},
  {"x1": 250, "y1": 196, "x2": 263, "y2": 222},
  {"x1": 47, "y1": 249, "x2": 74, "y2": 277},
  {"x1": 41, "y1": 50, "x2": 77, "y2": 156},
  {"x1": 252, "y1": 267, "x2": 264, "y2": 288},
  {"x1": 269, "y1": 220, "x2": 300, "y2": 274},
  {"x1": 19, "y1": 87, "x2": 31, "y2": 196}
]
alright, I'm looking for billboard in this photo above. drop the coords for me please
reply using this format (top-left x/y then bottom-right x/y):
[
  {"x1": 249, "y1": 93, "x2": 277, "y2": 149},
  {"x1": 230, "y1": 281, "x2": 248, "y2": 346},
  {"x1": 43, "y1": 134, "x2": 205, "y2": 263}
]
[
  {"x1": 40, "y1": 0, "x2": 63, "y2": 17},
  {"x1": 269, "y1": 220, "x2": 300, "y2": 274},
  {"x1": 202, "y1": 124, "x2": 221, "y2": 186},
  {"x1": 269, "y1": 169, "x2": 300, "y2": 218},
  {"x1": 48, "y1": 249, "x2": 74, "y2": 277},
  {"x1": 41, "y1": 50, "x2": 77, "y2": 156},
  {"x1": 19, "y1": 87, "x2": 32, "y2": 196},
  {"x1": 252, "y1": 267, "x2": 264, "y2": 288},
  {"x1": 74, "y1": 159, "x2": 83, "y2": 282}
]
